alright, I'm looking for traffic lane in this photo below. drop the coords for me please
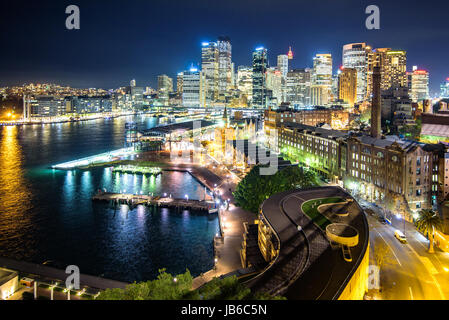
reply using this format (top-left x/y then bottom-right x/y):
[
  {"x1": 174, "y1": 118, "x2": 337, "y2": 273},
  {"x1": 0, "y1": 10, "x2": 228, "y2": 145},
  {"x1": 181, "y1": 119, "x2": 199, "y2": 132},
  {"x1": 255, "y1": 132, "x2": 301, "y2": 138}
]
[
  {"x1": 368, "y1": 221, "x2": 422, "y2": 300},
  {"x1": 377, "y1": 211, "x2": 449, "y2": 298},
  {"x1": 369, "y1": 216, "x2": 445, "y2": 300}
]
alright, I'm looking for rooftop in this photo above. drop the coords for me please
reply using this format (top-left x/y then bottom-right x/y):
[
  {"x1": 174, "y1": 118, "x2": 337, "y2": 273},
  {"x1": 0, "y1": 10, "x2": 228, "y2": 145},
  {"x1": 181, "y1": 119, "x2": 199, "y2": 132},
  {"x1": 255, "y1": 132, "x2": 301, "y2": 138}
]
[
  {"x1": 282, "y1": 121, "x2": 348, "y2": 140},
  {"x1": 245, "y1": 186, "x2": 369, "y2": 300},
  {"x1": 143, "y1": 120, "x2": 217, "y2": 135}
]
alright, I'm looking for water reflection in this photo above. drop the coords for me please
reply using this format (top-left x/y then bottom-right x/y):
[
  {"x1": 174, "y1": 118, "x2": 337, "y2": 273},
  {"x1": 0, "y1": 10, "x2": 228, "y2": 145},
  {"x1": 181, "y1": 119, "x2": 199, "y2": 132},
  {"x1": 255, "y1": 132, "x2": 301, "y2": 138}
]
[
  {"x1": 0, "y1": 126, "x2": 34, "y2": 258},
  {"x1": 0, "y1": 117, "x2": 219, "y2": 282}
]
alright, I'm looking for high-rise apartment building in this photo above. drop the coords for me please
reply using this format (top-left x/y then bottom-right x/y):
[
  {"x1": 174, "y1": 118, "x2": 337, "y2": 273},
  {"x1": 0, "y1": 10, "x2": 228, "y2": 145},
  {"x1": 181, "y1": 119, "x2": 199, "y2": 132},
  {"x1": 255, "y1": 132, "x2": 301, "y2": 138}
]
[
  {"x1": 201, "y1": 41, "x2": 219, "y2": 105},
  {"x1": 252, "y1": 47, "x2": 268, "y2": 108},
  {"x1": 338, "y1": 67, "x2": 357, "y2": 106},
  {"x1": 311, "y1": 54, "x2": 332, "y2": 106}
]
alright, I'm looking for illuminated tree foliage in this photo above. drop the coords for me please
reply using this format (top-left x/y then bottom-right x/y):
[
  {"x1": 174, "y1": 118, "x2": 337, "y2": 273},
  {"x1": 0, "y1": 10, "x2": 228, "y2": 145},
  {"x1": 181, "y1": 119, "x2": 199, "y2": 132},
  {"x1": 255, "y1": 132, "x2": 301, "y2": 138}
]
[
  {"x1": 233, "y1": 165, "x2": 318, "y2": 214},
  {"x1": 415, "y1": 209, "x2": 443, "y2": 253},
  {"x1": 96, "y1": 270, "x2": 283, "y2": 300}
]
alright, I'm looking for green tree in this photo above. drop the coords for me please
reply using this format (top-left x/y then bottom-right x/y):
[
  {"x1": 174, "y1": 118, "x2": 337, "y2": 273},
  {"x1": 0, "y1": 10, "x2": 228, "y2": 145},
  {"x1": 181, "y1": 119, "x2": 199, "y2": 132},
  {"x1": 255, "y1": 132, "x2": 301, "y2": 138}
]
[
  {"x1": 233, "y1": 165, "x2": 318, "y2": 214},
  {"x1": 96, "y1": 271, "x2": 283, "y2": 300},
  {"x1": 415, "y1": 209, "x2": 443, "y2": 253},
  {"x1": 96, "y1": 269, "x2": 193, "y2": 300}
]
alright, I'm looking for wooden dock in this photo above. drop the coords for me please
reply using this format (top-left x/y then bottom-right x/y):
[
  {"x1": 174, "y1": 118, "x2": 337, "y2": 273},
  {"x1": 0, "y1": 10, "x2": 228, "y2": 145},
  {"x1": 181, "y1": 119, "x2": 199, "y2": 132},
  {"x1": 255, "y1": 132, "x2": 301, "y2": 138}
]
[{"x1": 92, "y1": 192, "x2": 215, "y2": 212}]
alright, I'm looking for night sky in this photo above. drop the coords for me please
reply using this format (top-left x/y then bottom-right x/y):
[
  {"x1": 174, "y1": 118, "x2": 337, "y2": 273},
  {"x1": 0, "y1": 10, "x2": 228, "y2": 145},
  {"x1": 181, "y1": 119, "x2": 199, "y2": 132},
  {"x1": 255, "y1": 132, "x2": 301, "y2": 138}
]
[{"x1": 1, "y1": 0, "x2": 448, "y2": 94}]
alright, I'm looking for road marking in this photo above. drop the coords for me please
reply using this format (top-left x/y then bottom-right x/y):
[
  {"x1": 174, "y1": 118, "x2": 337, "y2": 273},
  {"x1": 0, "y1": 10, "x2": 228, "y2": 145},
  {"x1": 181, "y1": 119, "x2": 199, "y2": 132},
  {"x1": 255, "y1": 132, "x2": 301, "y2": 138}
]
[
  {"x1": 406, "y1": 243, "x2": 446, "y2": 300},
  {"x1": 409, "y1": 287, "x2": 413, "y2": 300},
  {"x1": 374, "y1": 229, "x2": 402, "y2": 267}
]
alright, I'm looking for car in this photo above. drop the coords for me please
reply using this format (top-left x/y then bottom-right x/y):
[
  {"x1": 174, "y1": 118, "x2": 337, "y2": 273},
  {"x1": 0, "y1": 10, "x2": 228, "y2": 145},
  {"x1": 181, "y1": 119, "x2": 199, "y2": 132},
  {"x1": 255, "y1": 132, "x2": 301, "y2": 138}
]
[{"x1": 394, "y1": 230, "x2": 407, "y2": 243}]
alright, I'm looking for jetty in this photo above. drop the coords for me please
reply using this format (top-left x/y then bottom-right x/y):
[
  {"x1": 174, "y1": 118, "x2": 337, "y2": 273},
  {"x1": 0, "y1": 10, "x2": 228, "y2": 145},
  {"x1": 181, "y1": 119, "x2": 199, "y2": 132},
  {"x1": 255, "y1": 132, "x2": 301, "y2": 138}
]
[
  {"x1": 112, "y1": 165, "x2": 162, "y2": 175},
  {"x1": 92, "y1": 192, "x2": 215, "y2": 212}
]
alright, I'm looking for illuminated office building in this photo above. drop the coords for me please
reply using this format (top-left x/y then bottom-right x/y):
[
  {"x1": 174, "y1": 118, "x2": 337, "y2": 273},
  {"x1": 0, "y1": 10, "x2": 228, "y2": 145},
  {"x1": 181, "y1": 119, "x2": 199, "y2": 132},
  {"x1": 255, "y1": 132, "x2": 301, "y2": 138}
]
[
  {"x1": 384, "y1": 50, "x2": 407, "y2": 89},
  {"x1": 237, "y1": 66, "x2": 253, "y2": 101},
  {"x1": 338, "y1": 67, "x2": 357, "y2": 107},
  {"x1": 217, "y1": 36, "x2": 232, "y2": 99},
  {"x1": 286, "y1": 68, "x2": 311, "y2": 108},
  {"x1": 182, "y1": 67, "x2": 205, "y2": 108},
  {"x1": 311, "y1": 54, "x2": 332, "y2": 106},
  {"x1": 201, "y1": 41, "x2": 219, "y2": 105},
  {"x1": 277, "y1": 54, "x2": 289, "y2": 79},
  {"x1": 266, "y1": 67, "x2": 284, "y2": 106},
  {"x1": 342, "y1": 43, "x2": 372, "y2": 102},
  {"x1": 410, "y1": 69, "x2": 429, "y2": 102},
  {"x1": 252, "y1": 47, "x2": 269, "y2": 108}
]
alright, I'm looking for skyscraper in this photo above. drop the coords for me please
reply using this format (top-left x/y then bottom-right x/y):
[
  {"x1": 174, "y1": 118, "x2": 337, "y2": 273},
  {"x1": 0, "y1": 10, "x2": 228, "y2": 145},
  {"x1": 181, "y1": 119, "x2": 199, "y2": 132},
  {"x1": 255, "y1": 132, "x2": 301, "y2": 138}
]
[
  {"x1": 201, "y1": 41, "x2": 219, "y2": 106},
  {"x1": 277, "y1": 54, "x2": 289, "y2": 79},
  {"x1": 157, "y1": 74, "x2": 173, "y2": 106},
  {"x1": 410, "y1": 69, "x2": 429, "y2": 102},
  {"x1": 266, "y1": 67, "x2": 284, "y2": 106},
  {"x1": 157, "y1": 74, "x2": 173, "y2": 93},
  {"x1": 182, "y1": 67, "x2": 205, "y2": 108},
  {"x1": 338, "y1": 67, "x2": 357, "y2": 106},
  {"x1": 311, "y1": 53, "x2": 332, "y2": 106},
  {"x1": 384, "y1": 50, "x2": 407, "y2": 89},
  {"x1": 237, "y1": 66, "x2": 253, "y2": 102},
  {"x1": 342, "y1": 43, "x2": 372, "y2": 102},
  {"x1": 217, "y1": 36, "x2": 232, "y2": 99},
  {"x1": 286, "y1": 68, "x2": 311, "y2": 108},
  {"x1": 252, "y1": 47, "x2": 268, "y2": 109},
  {"x1": 130, "y1": 79, "x2": 136, "y2": 87}
]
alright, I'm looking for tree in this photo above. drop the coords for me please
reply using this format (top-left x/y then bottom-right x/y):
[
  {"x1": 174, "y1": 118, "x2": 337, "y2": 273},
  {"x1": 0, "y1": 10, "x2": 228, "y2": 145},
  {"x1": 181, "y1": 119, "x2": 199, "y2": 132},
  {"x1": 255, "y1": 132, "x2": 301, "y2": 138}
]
[
  {"x1": 415, "y1": 209, "x2": 443, "y2": 253},
  {"x1": 96, "y1": 269, "x2": 193, "y2": 300},
  {"x1": 233, "y1": 165, "x2": 318, "y2": 214},
  {"x1": 96, "y1": 271, "x2": 284, "y2": 300}
]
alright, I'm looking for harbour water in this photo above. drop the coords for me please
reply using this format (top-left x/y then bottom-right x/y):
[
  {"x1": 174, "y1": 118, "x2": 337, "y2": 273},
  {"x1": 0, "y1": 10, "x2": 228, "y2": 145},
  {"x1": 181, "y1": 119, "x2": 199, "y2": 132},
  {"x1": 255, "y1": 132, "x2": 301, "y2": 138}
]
[{"x1": 0, "y1": 115, "x2": 219, "y2": 282}]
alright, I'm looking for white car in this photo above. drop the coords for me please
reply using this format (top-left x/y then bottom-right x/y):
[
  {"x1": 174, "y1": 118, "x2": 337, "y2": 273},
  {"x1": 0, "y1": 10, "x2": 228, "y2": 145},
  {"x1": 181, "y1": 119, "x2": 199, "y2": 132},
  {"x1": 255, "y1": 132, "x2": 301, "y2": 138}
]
[{"x1": 394, "y1": 230, "x2": 407, "y2": 243}]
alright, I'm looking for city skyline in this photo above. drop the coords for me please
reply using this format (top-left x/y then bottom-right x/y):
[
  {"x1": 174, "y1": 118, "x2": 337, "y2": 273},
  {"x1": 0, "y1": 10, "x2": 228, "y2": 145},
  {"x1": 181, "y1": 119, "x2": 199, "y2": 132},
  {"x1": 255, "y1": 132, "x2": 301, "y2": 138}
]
[{"x1": 1, "y1": 0, "x2": 449, "y2": 93}]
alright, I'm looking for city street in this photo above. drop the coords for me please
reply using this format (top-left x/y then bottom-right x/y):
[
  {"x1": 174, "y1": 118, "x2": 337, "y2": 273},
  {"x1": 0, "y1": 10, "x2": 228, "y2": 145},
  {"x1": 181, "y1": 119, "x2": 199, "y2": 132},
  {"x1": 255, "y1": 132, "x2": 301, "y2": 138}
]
[{"x1": 362, "y1": 200, "x2": 449, "y2": 300}]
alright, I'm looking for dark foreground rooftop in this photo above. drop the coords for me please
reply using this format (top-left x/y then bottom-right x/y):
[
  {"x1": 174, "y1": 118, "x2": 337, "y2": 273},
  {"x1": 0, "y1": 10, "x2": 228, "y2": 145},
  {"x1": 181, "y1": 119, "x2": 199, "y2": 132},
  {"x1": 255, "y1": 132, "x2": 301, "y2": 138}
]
[{"x1": 245, "y1": 186, "x2": 369, "y2": 300}]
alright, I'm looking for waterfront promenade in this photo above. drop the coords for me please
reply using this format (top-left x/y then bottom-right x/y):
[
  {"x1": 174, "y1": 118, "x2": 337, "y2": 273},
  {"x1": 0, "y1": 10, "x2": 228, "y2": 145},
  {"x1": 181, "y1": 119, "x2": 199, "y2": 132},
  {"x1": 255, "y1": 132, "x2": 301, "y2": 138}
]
[{"x1": 0, "y1": 256, "x2": 128, "y2": 291}]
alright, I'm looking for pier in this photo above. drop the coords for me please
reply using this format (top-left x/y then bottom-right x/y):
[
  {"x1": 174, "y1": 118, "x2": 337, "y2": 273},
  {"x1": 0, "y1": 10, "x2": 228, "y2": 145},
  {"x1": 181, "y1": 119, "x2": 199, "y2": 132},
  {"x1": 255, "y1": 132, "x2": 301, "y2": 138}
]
[{"x1": 92, "y1": 192, "x2": 215, "y2": 212}]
